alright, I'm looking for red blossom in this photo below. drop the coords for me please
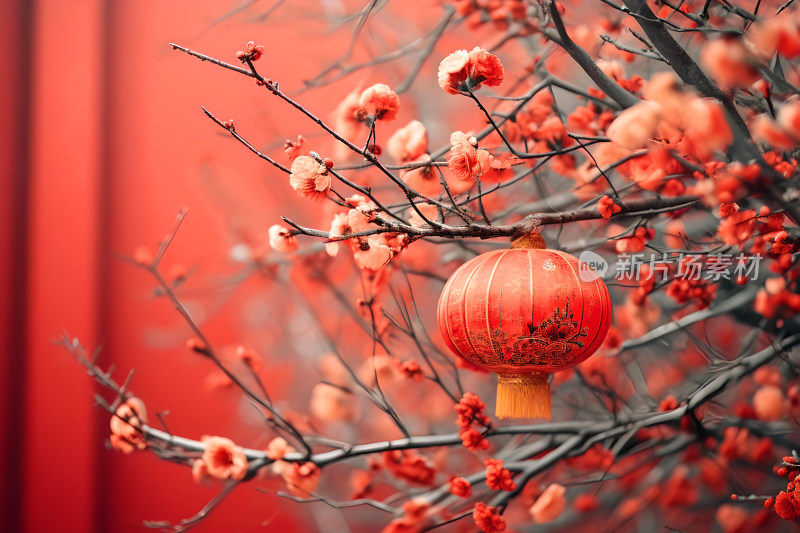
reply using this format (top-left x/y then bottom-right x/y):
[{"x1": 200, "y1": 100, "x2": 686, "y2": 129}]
[
  {"x1": 236, "y1": 41, "x2": 265, "y2": 62},
  {"x1": 485, "y1": 459, "x2": 516, "y2": 491},
  {"x1": 774, "y1": 491, "x2": 800, "y2": 521},
  {"x1": 455, "y1": 392, "x2": 490, "y2": 428},
  {"x1": 615, "y1": 227, "x2": 654, "y2": 253},
  {"x1": 597, "y1": 195, "x2": 621, "y2": 219},
  {"x1": 447, "y1": 131, "x2": 493, "y2": 182},
  {"x1": 473, "y1": 502, "x2": 506, "y2": 533},
  {"x1": 450, "y1": 476, "x2": 472, "y2": 498},
  {"x1": 382, "y1": 450, "x2": 436, "y2": 485},
  {"x1": 573, "y1": 493, "x2": 598, "y2": 512},
  {"x1": 438, "y1": 47, "x2": 504, "y2": 95},
  {"x1": 399, "y1": 360, "x2": 425, "y2": 382},
  {"x1": 284, "y1": 135, "x2": 304, "y2": 160},
  {"x1": 459, "y1": 427, "x2": 490, "y2": 451}
]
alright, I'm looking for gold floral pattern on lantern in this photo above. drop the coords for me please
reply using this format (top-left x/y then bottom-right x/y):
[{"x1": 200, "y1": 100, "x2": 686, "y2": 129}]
[{"x1": 466, "y1": 300, "x2": 589, "y2": 367}]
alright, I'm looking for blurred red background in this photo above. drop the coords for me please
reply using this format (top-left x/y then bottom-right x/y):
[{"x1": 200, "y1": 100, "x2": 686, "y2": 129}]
[{"x1": 0, "y1": 1, "x2": 414, "y2": 530}]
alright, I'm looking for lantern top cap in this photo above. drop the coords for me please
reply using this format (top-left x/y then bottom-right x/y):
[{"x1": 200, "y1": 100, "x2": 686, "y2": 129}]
[{"x1": 510, "y1": 231, "x2": 546, "y2": 250}]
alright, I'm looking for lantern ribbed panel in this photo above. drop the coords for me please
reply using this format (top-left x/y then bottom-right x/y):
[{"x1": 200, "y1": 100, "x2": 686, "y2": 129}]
[{"x1": 438, "y1": 249, "x2": 612, "y2": 375}]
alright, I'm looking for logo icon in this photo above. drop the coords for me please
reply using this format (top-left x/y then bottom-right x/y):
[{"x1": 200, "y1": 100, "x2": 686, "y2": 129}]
[{"x1": 578, "y1": 250, "x2": 608, "y2": 282}]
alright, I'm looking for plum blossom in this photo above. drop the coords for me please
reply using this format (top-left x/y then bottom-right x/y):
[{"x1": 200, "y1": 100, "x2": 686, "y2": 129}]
[
  {"x1": 265, "y1": 437, "x2": 295, "y2": 461},
  {"x1": 388, "y1": 120, "x2": 428, "y2": 162},
  {"x1": 359, "y1": 83, "x2": 400, "y2": 121},
  {"x1": 450, "y1": 476, "x2": 472, "y2": 498},
  {"x1": 401, "y1": 155, "x2": 440, "y2": 197},
  {"x1": 310, "y1": 382, "x2": 360, "y2": 422},
  {"x1": 438, "y1": 47, "x2": 504, "y2": 94},
  {"x1": 598, "y1": 195, "x2": 621, "y2": 218},
  {"x1": 774, "y1": 490, "x2": 800, "y2": 521},
  {"x1": 281, "y1": 462, "x2": 321, "y2": 497},
  {"x1": 447, "y1": 131, "x2": 493, "y2": 182},
  {"x1": 606, "y1": 100, "x2": 662, "y2": 150},
  {"x1": 382, "y1": 498, "x2": 430, "y2": 533},
  {"x1": 473, "y1": 502, "x2": 506, "y2": 533},
  {"x1": 530, "y1": 483, "x2": 566, "y2": 523},
  {"x1": 753, "y1": 385, "x2": 785, "y2": 422},
  {"x1": 268, "y1": 224, "x2": 298, "y2": 253},
  {"x1": 109, "y1": 398, "x2": 148, "y2": 454},
  {"x1": 700, "y1": 38, "x2": 760, "y2": 89},
  {"x1": 485, "y1": 459, "x2": 516, "y2": 491},
  {"x1": 284, "y1": 135, "x2": 304, "y2": 160},
  {"x1": 289, "y1": 155, "x2": 331, "y2": 202},
  {"x1": 236, "y1": 40, "x2": 264, "y2": 62},
  {"x1": 200, "y1": 435, "x2": 248, "y2": 480}
]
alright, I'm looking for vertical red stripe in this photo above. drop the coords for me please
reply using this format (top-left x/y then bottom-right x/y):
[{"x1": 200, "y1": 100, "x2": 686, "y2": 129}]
[
  {"x1": 0, "y1": 1, "x2": 33, "y2": 530},
  {"x1": 23, "y1": 1, "x2": 104, "y2": 531}
]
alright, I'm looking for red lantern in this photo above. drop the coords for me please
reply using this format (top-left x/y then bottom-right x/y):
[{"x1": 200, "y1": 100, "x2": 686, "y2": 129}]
[{"x1": 438, "y1": 247, "x2": 612, "y2": 419}]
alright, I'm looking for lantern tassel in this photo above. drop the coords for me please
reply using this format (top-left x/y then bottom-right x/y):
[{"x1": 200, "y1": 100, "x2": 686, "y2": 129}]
[{"x1": 496, "y1": 373, "x2": 551, "y2": 420}]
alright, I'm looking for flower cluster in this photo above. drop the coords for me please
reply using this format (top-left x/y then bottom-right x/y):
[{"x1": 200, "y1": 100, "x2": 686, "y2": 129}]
[
  {"x1": 109, "y1": 398, "x2": 148, "y2": 454},
  {"x1": 455, "y1": 392, "x2": 491, "y2": 451},
  {"x1": 447, "y1": 131, "x2": 493, "y2": 183},
  {"x1": 449, "y1": 476, "x2": 472, "y2": 498},
  {"x1": 325, "y1": 195, "x2": 409, "y2": 270},
  {"x1": 236, "y1": 40, "x2": 265, "y2": 62},
  {"x1": 597, "y1": 195, "x2": 621, "y2": 219},
  {"x1": 472, "y1": 502, "x2": 506, "y2": 533},
  {"x1": 438, "y1": 47, "x2": 504, "y2": 95},
  {"x1": 382, "y1": 498, "x2": 431, "y2": 533},
  {"x1": 485, "y1": 458, "x2": 516, "y2": 491},
  {"x1": 382, "y1": 450, "x2": 436, "y2": 485}
]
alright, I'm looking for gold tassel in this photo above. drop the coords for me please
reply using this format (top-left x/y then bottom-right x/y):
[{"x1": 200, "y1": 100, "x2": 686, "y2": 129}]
[{"x1": 495, "y1": 372, "x2": 551, "y2": 420}]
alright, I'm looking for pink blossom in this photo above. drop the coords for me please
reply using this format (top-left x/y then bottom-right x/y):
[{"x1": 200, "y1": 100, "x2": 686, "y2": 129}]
[
  {"x1": 777, "y1": 99, "x2": 800, "y2": 140},
  {"x1": 438, "y1": 48, "x2": 504, "y2": 94},
  {"x1": 353, "y1": 236, "x2": 393, "y2": 270},
  {"x1": 359, "y1": 84, "x2": 400, "y2": 121},
  {"x1": 310, "y1": 382, "x2": 360, "y2": 422},
  {"x1": 700, "y1": 38, "x2": 760, "y2": 89},
  {"x1": 284, "y1": 135, "x2": 304, "y2": 160},
  {"x1": 201, "y1": 436, "x2": 248, "y2": 481},
  {"x1": 109, "y1": 398, "x2": 148, "y2": 454},
  {"x1": 437, "y1": 50, "x2": 471, "y2": 95},
  {"x1": 265, "y1": 437, "x2": 295, "y2": 461},
  {"x1": 192, "y1": 459, "x2": 210, "y2": 484},
  {"x1": 753, "y1": 385, "x2": 785, "y2": 422},
  {"x1": 289, "y1": 155, "x2": 331, "y2": 202},
  {"x1": 606, "y1": 100, "x2": 662, "y2": 150},
  {"x1": 402, "y1": 155, "x2": 441, "y2": 197},
  {"x1": 388, "y1": 120, "x2": 428, "y2": 162},
  {"x1": 281, "y1": 462, "x2": 321, "y2": 497},
  {"x1": 268, "y1": 224, "x2": 299, "y2": 253},
  {"x1": 447, "y1": 131, "x2": 492, "y2": 182},
  {"x1": 530, "y1": 483, "x2": 566, "y2": 523},
  {"x1": 325, "y1": 213, "x2": 349, "y2": 257}
]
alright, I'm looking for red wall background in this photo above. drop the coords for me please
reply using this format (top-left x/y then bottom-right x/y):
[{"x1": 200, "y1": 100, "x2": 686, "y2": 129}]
[{"x1": 0, "y1": 1, "x2": 393, "y2": 531}]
